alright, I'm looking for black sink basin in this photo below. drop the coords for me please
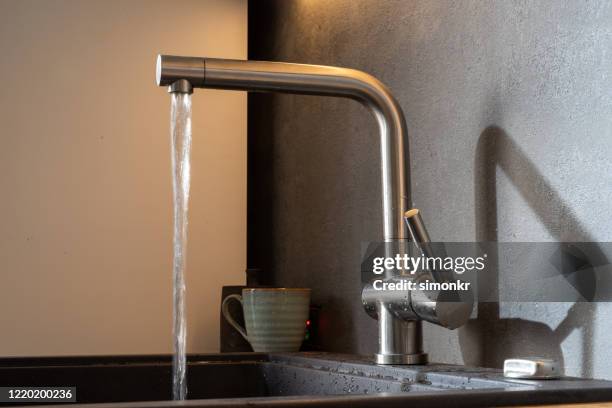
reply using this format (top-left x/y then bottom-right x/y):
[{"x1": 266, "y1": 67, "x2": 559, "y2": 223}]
[
  {"x1": 0, "y1": 353, "x2": 428, "y2": 402},
  {"x1": 1, "y1": 352, "x2": 612, "y2": 407}
]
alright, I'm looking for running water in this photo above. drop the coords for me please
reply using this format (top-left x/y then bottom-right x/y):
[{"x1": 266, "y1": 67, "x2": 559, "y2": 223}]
[{"x1": 169, "y1": 92, "x2": 192, "y2": 400}]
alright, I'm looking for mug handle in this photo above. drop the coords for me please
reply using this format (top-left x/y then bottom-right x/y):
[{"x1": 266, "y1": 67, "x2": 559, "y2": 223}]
[{"x1": 221, "y1": 294, "x2": 249, "y2": 342}]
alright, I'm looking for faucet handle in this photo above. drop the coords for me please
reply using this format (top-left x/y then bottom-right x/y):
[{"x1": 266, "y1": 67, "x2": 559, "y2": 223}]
[
  {"x1": 404, "y1": 209, "x2": 452, "y2": 283},
  {"x1": 404, "y1": 209, "x2": 474, "y2": 330},
  {"x1": 404, "y1": 208, "x2": 431, "y2": 244}
]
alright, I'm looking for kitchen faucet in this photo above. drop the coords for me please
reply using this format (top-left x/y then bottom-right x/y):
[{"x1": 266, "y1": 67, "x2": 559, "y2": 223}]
[{"x1": 156, "y1": 55, "x2": 472, "y2": 364}]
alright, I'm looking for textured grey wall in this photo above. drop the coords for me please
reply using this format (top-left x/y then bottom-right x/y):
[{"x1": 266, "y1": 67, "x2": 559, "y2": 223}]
[{"x1": 249, "y1": 0, "x2": 612, "y2": 379}]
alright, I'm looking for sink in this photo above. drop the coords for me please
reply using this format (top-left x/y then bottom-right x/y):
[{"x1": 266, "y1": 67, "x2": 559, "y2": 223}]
[{"x1": 2, "y1": 352, "x2": 612, "y2": 407}]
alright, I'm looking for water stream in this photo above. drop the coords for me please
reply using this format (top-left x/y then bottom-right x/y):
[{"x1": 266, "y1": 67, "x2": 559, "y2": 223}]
[{"x1": 169, "y1": 92, "x2": 192, "y2": 400}]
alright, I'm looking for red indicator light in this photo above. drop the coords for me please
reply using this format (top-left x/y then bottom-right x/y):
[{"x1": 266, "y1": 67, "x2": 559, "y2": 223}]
[{"x1": 306, "y1": 320, "x2": 311, "y2": 326}]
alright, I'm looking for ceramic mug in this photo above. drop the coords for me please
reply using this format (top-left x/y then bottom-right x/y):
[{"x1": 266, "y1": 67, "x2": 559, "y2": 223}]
[{"x1": 221, "y1": 288, "x2": 311, "y2": 352}]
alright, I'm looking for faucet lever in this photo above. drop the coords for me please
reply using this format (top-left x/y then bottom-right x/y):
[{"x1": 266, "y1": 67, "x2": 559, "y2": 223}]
[
  {"x1": 404, "y1": 208, "x2": 474, "y2": 330},
  {"x1": 404, "y1": 208, "x2": 431, "y2": 244},
  {"x1": 404, "y1": 209, "x2": 451, "y2": 283}
]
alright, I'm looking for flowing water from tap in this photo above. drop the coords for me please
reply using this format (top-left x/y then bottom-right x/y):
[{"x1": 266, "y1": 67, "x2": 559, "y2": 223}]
[{"x1": 169, "y1": 92, "x2": 192, "y2": 400}]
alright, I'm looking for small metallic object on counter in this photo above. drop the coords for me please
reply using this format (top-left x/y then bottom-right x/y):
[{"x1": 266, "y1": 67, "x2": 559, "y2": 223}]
[{"x1": 504, "y1": 358, "x2": 561, "y2": 379}]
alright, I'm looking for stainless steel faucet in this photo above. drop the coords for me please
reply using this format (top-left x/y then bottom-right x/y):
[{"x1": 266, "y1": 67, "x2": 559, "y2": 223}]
[{"x1": 156, "y1": 55, "x2": 472, "y2": 365}]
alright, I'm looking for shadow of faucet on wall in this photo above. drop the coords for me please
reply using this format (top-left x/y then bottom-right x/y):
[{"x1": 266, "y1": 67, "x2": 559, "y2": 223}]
[{"x1": 464, "y1": 125, "x2": 598, "y2": 377}]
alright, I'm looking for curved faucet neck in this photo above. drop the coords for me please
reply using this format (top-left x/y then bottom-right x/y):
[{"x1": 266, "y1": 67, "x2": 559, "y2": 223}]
[{"x1": 157, "y1": 55, "x2": 411, "y2": 241}]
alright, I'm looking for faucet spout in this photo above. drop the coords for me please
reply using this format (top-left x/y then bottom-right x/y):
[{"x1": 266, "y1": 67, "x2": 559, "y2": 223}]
[
  {"x1": 157, "y1": 54, "x2": 409, "y2": 242},
  {"x1": 156, "y1": 54, "x2": 467, "y2": 365}
]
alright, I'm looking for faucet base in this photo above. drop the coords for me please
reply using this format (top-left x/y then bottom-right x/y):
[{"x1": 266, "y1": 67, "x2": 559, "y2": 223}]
[{"x1": 375, "y1": 352, "x2": 428, "y2": 365}]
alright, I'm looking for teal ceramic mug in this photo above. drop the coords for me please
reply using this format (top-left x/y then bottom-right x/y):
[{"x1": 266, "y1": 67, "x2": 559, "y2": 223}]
[{"x1": 221, "y1": 288, "x2": 311, "y2": 352}]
